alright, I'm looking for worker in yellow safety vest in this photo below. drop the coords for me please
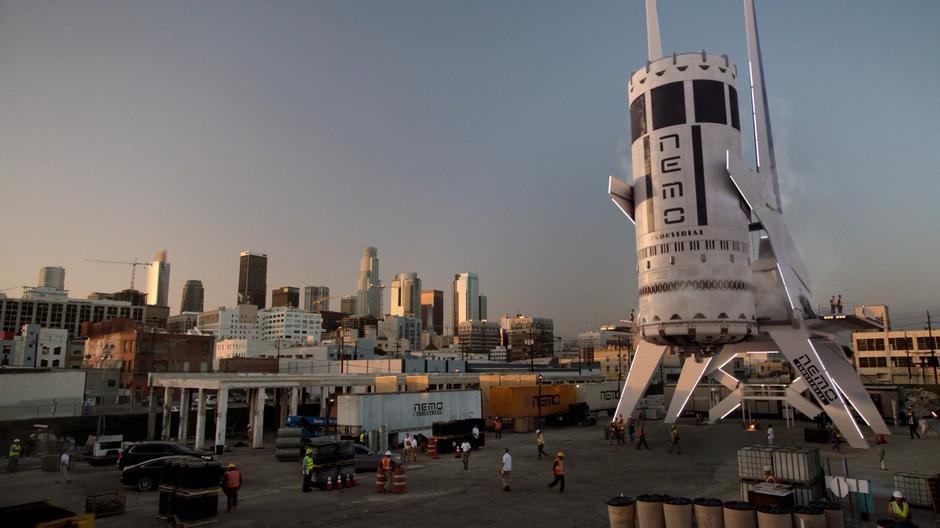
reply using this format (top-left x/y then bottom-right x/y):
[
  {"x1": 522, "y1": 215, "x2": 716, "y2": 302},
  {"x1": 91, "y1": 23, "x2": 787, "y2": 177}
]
[
  {"x1": 7, "y1": 439, "x2": 21, "y2": 473},
  {"x1": 889, "y1": 491, "x2": 911, "y2": 522},
  {"x1": 302, "y1": 448, "x2": 315, "y2": 493}
]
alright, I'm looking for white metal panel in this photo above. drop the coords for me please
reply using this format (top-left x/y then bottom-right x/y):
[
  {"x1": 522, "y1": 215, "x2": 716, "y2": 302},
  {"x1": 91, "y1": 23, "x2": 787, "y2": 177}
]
[{"x1": 337, "y1": 390, "x2": 482, "y2": 434}]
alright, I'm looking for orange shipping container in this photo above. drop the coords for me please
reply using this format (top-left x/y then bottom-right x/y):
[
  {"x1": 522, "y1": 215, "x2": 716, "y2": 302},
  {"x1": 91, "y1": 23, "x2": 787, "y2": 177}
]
[{"x1": 487, "y1": 385, "x2": 576, "y2": 418}]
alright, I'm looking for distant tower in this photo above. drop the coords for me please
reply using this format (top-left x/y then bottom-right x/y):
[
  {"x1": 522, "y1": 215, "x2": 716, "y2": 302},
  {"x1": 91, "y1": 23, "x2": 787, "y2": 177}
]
[
  {"x1": 272, "y1": 287, "x2": 300, "y2": 308},
  {"x1": 238, "y1": 251, "x2": 268, "y2": 308},
  {"x1": 390, "y1": 273, "x2": 421, "y2": 317},
  {"x1": 356, "y1": 247, "x2": 382, "y2": 317},
  {"x1": 478, "y1": 295, "x2": 488, "y2": 321},
  {"x1": 340, "y1": 295, "x2": 359, "y2": 315},
  {"x1": 38, "y1": 266, "x2": 65, "y2": 291},
  {"x1": 146, "y1": 250, "x2": 171, "y2": 307},
  {"x1": 304, "y1": 286, "x2": 330, "y2": 311},
  {"x1": 452, "y1": 272, "x2": 480, "y2": 332},
  {"x1": 420, "y1": 289, "x2": 444, "y2": 336},
  {"x1": 180, "y1": 280, "x2": 204, "y2": 313}
]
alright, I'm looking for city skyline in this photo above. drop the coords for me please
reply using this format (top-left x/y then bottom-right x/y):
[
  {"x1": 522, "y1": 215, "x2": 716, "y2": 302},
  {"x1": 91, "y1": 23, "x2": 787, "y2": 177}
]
[{"x1": 1, "y1": 1, "x2": 939, "y2": 336}]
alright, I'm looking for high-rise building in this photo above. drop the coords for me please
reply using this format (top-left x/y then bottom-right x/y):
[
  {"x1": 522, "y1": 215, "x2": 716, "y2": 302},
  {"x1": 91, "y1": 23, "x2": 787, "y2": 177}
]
[
  {"x1": 457, "y1": 320, "x2": 501, "y2": 357},
  {"x1": 237, "y1": 251, "x2": 268, "y2": 308},
  {"x1": 304, "y1": 286, "x2": 330, "y2": 312},
  {"x1": 420, "y1": 289, "x2": 444, "y2": 336},
  {"x1": 452, "y1": 272, "x2": 480, "y2": 332},
  {"x1": 340, "y1": 295, "x2": 358, "y2": 315},
  {"x1": 38, "y1": 266, "x2": 65, "y2": 291},
  {"x1": 146, "y1": 250, "x2": 170, "y2": 307},
  {"x1": 196, "y1": 305, "x2": 260, "y2": 340},
  {"x1": 478, "y1": 295, "x2": 488, "y2": 321},
  {"x1": 390, "y1": 273, "x2": 421, "y2": 317},
  {"x1": 258, "y1": 306, "x2": 322, "y2": 345},
  {"x1": 180, "y1": 280, "x2": 204, "y2": 313},
  {"x1": 500, "y1": 314, "x2": 554, "y2": 362},
  {"x1": 271, "y1": 286, "x2": 300, "y2": 308},
  {"x1": 378, "y1": 315, "x2": 422, "y2": 352},
  {"x1": 90, "y1": 289, "x2": 147, "y2": 306},
  {"x1": 356, "y1": 247, "x2": 382, "y2": 318}
]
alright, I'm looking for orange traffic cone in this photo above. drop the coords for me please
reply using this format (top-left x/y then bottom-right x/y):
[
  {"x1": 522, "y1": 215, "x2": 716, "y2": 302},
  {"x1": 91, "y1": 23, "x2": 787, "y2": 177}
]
[{"x1": 325, "y1": 476, "x2": 332, "y2": 491}]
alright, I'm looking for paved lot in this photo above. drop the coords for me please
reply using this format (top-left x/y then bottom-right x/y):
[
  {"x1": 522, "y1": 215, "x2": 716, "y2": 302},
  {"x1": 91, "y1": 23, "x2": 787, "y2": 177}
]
[{"x1": 1, "y1": 420, "x2": 938, "y2": 527}]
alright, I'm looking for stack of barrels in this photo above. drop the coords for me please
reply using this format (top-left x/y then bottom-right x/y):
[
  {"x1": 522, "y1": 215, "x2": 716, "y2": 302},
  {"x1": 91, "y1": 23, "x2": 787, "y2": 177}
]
[{"x1": 607, "y1": 497, "x2": 844, "y2": 528}]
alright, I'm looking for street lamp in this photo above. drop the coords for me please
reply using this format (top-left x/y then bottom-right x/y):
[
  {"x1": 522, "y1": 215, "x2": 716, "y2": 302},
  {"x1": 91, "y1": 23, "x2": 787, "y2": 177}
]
[
  {"x1": 537, "y1": 374, "x2": 544, "y2": 429},
  {"x1": 525, "y1": 333, "x2": 535, "y2": 373}
]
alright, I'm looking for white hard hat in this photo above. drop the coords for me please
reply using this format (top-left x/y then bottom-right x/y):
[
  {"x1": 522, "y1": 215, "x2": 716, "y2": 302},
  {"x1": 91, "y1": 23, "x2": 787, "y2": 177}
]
[
  {"x1": 893, "y1": 491, "x2": 904, "y2": 499},
  {"x1": 385, "y1": 451, "x2": 392, "y2": 456},
  {"x1": 763, "y1": 465, "x2": 772, "y2": 472},
  {"x1": 13, "y1": 438, "x2": 20, "y2": 443},
  {"x1": 536, "y1": 429, "x2": 541, "y2": 433}
]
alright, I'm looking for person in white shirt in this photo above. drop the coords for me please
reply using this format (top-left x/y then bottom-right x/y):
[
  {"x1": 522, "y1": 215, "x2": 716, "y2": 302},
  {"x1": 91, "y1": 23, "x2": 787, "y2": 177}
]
[
  {"x1": 767, "y1": 425, "x2": 775, "y2": 445},
  {"x1": 500, "y1": 448, "x2": 512, "y2": 491},
  {"x1": 460, "y1": 440, "x2": 472, "y2": 470},
  {"x1": 58, "y1": 450, "x2": 71, "y2": 484},
  {"x1": 403, "y1": 434, "x2": 414, "y2": 463}
]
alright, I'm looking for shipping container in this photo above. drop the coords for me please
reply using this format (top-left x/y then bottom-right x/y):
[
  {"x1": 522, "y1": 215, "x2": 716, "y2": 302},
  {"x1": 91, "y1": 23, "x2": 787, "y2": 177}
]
[
  {"x1": 487, "y1": 385, "x2": 577, "y2": 419},
  {"x1": 575, "y1": 381, "x2": 621, "y2": 414},
  {"x1": 337, "y1": 390, "x2": 482, "y2": 436},
  {"x1": 479, "y1": 374, "x2": 539, "y2": 419}
]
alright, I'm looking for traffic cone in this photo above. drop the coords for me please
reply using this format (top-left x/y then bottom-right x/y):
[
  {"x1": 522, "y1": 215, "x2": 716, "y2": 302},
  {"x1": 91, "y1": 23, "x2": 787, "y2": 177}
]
[
  {"x1": 337, "y1": 474, "x2": 344, "y2": 489},
  {"x1": 325, "y1": 476, "x2": 333, "y2": 491}
]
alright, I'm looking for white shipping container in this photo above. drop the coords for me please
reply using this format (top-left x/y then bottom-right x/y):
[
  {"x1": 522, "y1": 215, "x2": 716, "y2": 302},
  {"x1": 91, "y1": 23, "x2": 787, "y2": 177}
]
[
  {"x1": 575, "y1": 381, "x2": 621, "y2": 414},
  {"x1": 337, "y1": 390, "x2": 482, "y2": 436}
]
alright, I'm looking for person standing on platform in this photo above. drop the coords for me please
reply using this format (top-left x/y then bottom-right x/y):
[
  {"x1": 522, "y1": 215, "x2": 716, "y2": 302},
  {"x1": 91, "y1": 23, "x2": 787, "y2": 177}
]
[
  {"x1": 836, "y1": 294, "x2": 843, "y2": 314},
  {"x1": 667, "y1": 424, "x2": 681, "y2": 454},
  {"x1": 536, "y1": 430, "x2": 548, "y2": 459},
  {"x1": 223, "y1": 463, "x2": 242, "y2": 512},
  {"x1": 493, "y1": 418, "x2": 503, "y2": 440},
  {"x1": 548, "y1": 452, "x2": 565, "y2": 493},
  {"x1": 7, "y1": 439, "x2": 21, "y2": 473},
  {"x1": 907, "y1": 408, "x2": 920, "y2": 439},
  {"x1": 461, "y1": 439, "x2": 472, "y2": 470},
  {"x1": 500, "y1": 448, "x2": 512, "y2": 491},
  {"x1": 636, "y1": 421, "x2": 650, "y2": 450},
  {"x1": 830, "y1": 295, "x2": 837, "y2": 314},
  {"x1": 302, "y1": 448, "x2": 314, "y2": 492}
]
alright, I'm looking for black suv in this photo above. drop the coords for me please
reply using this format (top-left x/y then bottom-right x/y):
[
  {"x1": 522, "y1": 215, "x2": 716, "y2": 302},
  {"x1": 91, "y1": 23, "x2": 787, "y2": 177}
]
[{"x1": 117, "y1": 442, "x2": 213, "y2": 469}]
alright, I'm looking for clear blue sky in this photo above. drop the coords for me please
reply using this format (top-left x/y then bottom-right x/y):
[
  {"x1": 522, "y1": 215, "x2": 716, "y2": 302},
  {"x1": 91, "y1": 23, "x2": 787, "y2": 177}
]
[{"x1": 1, "y1": 1, "x2": 938, "y2": 336}]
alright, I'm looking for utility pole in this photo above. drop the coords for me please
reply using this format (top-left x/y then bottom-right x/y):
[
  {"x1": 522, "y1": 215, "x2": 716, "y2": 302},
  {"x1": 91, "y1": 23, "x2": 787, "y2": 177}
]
[
  {"x1": 616, "y1": 337, "x2": 624, "y2": 398},
  {"x1": 928, "y1": 310, "x2": 937, "y2": 384}
]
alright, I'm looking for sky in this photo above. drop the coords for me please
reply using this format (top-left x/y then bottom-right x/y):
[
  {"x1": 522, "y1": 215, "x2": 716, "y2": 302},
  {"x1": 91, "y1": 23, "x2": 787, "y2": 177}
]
[{"x1": 1, "y1": 0, "x2": 939, "y2": 337}]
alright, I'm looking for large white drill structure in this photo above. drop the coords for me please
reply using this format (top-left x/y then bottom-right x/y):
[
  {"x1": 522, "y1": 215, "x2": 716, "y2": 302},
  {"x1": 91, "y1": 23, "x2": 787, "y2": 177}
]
[{"x1": 608, "y1": 0, "x2": 889, "y2": 448}]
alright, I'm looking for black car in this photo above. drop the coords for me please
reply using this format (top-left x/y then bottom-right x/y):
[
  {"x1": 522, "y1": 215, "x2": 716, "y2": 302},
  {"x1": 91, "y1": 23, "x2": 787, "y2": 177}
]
[
  {"x1": 121, "y1": 456, "x2": 192, "y2": 491},
  {"x1": 117, "y1": 442, "x2": 213, "y2": 469}
]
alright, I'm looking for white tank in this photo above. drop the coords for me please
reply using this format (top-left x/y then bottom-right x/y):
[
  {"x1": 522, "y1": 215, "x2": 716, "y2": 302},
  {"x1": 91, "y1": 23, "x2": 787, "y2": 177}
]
[{"x1": 628, "y1": 52, "x2": 756, "y2": 350}]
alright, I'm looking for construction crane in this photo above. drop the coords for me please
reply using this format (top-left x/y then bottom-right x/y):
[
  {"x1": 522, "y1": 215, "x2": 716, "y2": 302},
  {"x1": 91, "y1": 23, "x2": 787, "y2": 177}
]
[{"x1": 85, "y1": 258, "x2": 151, "y2": 291}]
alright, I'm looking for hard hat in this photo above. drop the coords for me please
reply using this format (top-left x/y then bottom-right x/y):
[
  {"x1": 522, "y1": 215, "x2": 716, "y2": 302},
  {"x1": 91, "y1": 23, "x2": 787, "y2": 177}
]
[
  {"x1": 763, "y1": 465, "x2": 772, "y2": 472},
  {"x1": 557, "y1": 452, "x2": 564, "y2": 458},
  {"x1": 385, "y1": 451, "x2": 392, "y2": 456},
  {"x1": 893, "y1": 491, "x2": 904, "y2": 499},
  {"x1": 305, "y1": 447, "x2": 313, "y2": 453},
  {"x1": 227, "y1": 463, "x2": 236, "y2": 469},
  {"x1": 13, "y1": 438, "x2": 20, "y2": 443},
  {"x1": 536, "y1": 429, "x2": 541, "y2": 433}
]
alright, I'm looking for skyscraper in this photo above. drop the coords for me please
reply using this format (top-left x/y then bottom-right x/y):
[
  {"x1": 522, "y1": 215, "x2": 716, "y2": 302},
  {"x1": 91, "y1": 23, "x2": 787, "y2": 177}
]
[
  {"x1": 146, "y1": 250, "x2": 170, "y2": 307},
  {"x1": 340, "y1": 295, "x2": 358, "y2": 315},
  {"x1": 452, "y1": 272, "x2": 480, "y2": 332},
  {"x1": 478, "y1": 295, "x2": 488, "y2": 321},
  {"x1": 304, "y1": 286, "x2": 330, "y2": 312},
  {"x1": 180, "y1": 280, "x2": 204, "y2": 313},
  {"x1": 356, "y1": 247, "x2": 382, "y2": 318},
  {"x1": 271, "y1": 287, "x2": 300, "y2": 308},
  {"x1": 420, "y1": 289, "x2": 444, "y2": 336},
  {"x1": 38, "y1": 266, "x2": 65, "y2": 291},
  {"x1": 237, "y1": 251, "x2": 268, "y2": 308},
  {"x1": 390, "y1": 273, "x2": 421, "y2": 317}
]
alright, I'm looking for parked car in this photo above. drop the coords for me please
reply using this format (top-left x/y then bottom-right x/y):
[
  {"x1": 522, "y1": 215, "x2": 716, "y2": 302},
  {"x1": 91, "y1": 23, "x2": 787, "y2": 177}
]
[
  {"x1": 120, "y1": 456, "x2": 193, "y2": 491},
  {"x1": 117, "y1": 442, "x2": 213, "y2": 469},
  {"x1": 353, "y1": 444, "x2": 401, "y2": 472}
]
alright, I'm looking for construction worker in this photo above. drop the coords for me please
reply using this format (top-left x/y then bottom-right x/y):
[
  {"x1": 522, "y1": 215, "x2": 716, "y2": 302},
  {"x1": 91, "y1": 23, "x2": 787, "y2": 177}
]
[
  {"x1": 906, "y1": 408, "x2": 920, "y2": 439},
  {"x1": 889, "y1": 491, "x2": 911, "y2": 522},
  {"x1": 548, "y1": 452, "x2": 565, "y2": 493},
  {"x1": 359, "y1": 430, "x2": 367, "y2": 445},
  {"x1": 767, "y1": 424, "x2": 775, "y2": 445},
  {"x1": 460, "y1": 439, "x2": 472, "y2": 470},
  {"x1": 636, "y1": 421, "x2": 650, "y2": 450},
  {"x1": 57, "y1": 449, "x2": 71, "y2": 484},
  {"x1": 667, "y1": 424, "x2": 681, "y2": 454},
  {"x1": 536, "y1": 430, "x2": 547, "y2": 459},
  {"x1": 223, "y1": 463, "x2": 242, "y2": 512},
  {"x1": 302, "y1": 447, "x2": 314, "y2": 492},
  {"x1": 381, "y1": 451, "x2": 394, "y2": 493},
  {"x1": 7, "y1": 439, "x2": 22, "y2": 473},
  {"x1": 493, "y1": 417, "x2": 503, "y2": 440},
  {"x1": 626, "y1": 416, "x2": 635, "y2": 443},
  {"x1": 402, "y1": 434, "x2": 413, "y2": 463},
  {"x1": 763, "y1": 465, "x2": 776, "y2": 483}
]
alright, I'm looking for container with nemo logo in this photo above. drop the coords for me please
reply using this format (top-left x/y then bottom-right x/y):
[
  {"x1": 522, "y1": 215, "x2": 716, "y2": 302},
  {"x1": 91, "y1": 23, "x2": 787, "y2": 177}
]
[{"x1": 487, "y1": 385, "x2": 576, "y2": 419}]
